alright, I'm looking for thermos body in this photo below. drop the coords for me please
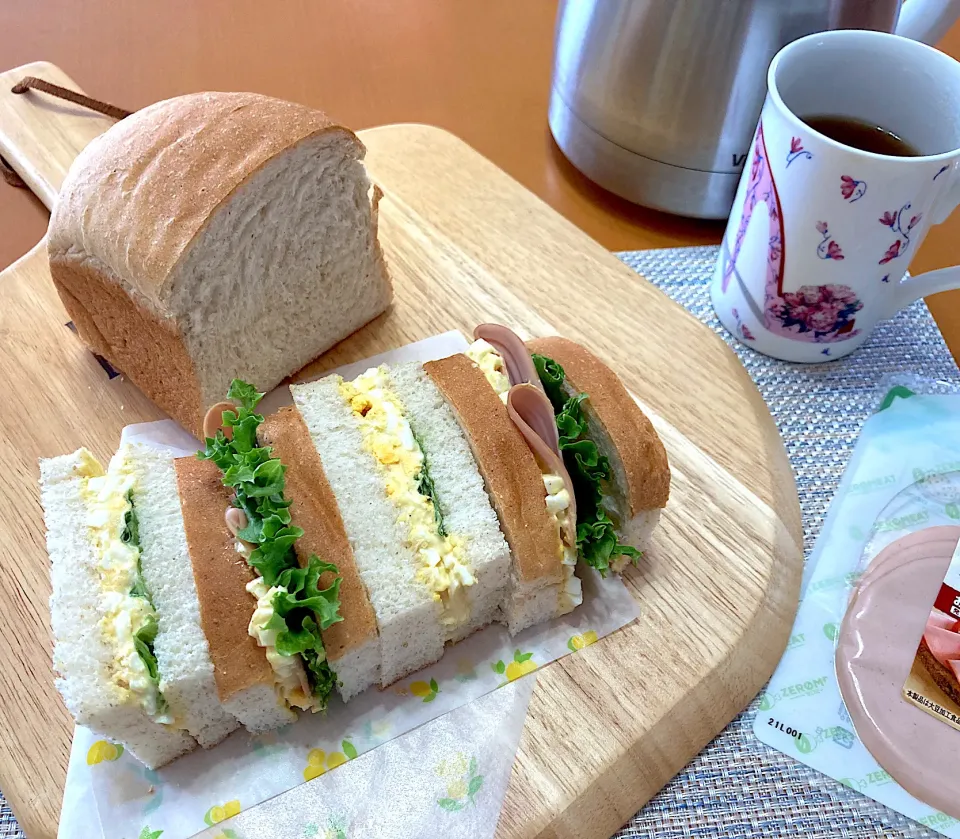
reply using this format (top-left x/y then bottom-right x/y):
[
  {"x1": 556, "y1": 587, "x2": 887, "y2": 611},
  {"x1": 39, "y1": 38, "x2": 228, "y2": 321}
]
[{"x1": 548, "y1": 0, "x2": 903, "y2": 218}]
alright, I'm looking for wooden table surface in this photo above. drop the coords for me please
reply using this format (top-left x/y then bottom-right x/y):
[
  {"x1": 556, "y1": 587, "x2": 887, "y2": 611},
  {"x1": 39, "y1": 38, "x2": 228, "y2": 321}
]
[{"x1": 0, "y1": 0, "x2": 958, "y2": 355}]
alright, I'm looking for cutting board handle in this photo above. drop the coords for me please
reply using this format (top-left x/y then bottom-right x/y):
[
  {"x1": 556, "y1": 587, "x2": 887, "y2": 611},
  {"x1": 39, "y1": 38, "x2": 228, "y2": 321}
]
[{"x1": 0, "y1": 62, "x2": 116, "y2": 209}]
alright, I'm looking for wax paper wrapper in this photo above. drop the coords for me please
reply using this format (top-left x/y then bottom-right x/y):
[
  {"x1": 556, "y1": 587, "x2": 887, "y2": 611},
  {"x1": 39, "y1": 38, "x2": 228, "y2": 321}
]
[
  {"x1": 753, "y1": 389, "x2": 960, "y2": 838},
  {"x1": 190, "y1": 675, "x2": 536, "y2": 839},
  {"x1": 58, "y1": 332, "x2": 641, "y2": 839}
]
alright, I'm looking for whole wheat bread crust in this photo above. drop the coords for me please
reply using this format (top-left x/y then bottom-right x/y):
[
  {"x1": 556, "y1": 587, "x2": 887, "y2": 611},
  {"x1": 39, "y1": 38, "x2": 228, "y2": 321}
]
[
  {"x1": 258, "y1": 407, "x2": 378, "y2": 662},
  {"x1": 424, "y1": 354, "x2": 560, "y2": 586},
  {"x1": 174, "y1": 457, "x2": 274, "y2": 701},
  {"x1": 526, "y1": 336, "x2": 670, "y2": 513},
  {"x1": 51, "y1": 253, "x2": 206, "y2": 436},
  {"x1": 919, "y1": 638, "x2": 960, "y2": 707},
  {"x1": 47, "y1": 92, "x2": 363, "y2": 307}
]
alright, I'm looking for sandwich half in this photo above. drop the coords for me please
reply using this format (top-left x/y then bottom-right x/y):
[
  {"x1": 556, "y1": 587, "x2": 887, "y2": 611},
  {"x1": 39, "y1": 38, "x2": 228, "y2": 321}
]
[
  {"x1": 291, "y1": 362, "x2": 511, "y2": 686},
  {"x1": 468, "y1": 326, "x2": 670, "y2": 574},
  {"x1": 258, "y1": 407, "x2": 381, "y2": 701},
  {"x1": 423, "y1": 353, "x2": 581, "y2": 634},
  {"x1": 526, "y1": 335, "x2": 670, "y2": 565},
  {"x1": 194, "y1": 381, "x2": 344, "y2": 730},
  {"x1": 41, "y1": 444, "x2": 229, "y2": 769},
  {"x1": 174, "y1": 456, "x2": 300, "y2": 733}
]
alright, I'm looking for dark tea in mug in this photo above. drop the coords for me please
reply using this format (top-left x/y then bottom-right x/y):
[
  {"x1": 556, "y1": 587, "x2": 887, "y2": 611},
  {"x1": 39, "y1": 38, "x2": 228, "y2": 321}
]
[{"x1": 802, "y1": 114, "x2": 921, "y2": 157}]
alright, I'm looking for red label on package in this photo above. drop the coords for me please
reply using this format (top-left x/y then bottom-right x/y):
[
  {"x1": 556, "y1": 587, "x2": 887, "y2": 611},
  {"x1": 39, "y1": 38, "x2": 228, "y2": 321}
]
[
  {"x1": 934, "y1": 584, "x2": 960, "y2": 620},
  {"x1": 903, "y1": 545, "x2": 960, "y2": 731}
]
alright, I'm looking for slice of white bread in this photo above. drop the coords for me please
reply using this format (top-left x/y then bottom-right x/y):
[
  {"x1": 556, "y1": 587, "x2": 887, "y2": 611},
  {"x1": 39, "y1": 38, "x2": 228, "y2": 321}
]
[
  {"x1": 126, "y1": 444, "x2": 240, "y2": 747},
  {"x1": 47, "y1": 92, "x2": 392, "y2": 437},
  {"x1": 291, "y1": 376, "x2": 446, "y2": 687},
  {"x1": 41, "y1": 450, "x2": 196, "y2": 769},
  {"x1": 258, "y1": 408, "x2": 381, "y2": 701},
  {"x1": 385, "y1": 362, "x2": 512, "y2": 643},
  {"x1": 526, "y1": 337, "x2": 670, "y2": 553},
  {"x1": 423, "y1": 354, "x2": 565, "y2": 635},
  {"x1": 173, "y1": 457, "x2": 296, "y2": 733}
]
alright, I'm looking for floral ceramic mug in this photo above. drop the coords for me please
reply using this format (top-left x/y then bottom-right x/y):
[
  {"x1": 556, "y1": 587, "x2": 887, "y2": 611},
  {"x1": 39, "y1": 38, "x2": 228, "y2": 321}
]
[{"x1": 712, "y1": 30, "x2": 960, "y2": 362}]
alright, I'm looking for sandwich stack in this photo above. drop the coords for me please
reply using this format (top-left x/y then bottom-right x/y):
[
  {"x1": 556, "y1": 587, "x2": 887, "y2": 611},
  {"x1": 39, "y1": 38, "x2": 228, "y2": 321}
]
[{"x1": 41, "y1": 326, "x2": 670, "y2": 768}]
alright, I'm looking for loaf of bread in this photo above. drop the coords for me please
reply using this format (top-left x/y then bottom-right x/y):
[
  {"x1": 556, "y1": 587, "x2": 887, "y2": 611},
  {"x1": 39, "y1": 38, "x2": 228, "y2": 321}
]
[{"x1": 48, "y1": 92, "x2": 392, "y2": 436}]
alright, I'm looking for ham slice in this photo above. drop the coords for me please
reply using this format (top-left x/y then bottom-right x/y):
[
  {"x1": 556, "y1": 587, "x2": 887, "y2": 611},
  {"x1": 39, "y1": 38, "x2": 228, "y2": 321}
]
[
  {"x1": 927, "y1": 609, "x2": 956, "y2": 632},
  {"x1": 952, "y1": 660, "x2": 960, "y2": 681},
  {"x1": 507, "y1": 383, "x2": 577, "y2": 542},
  {"x1": 924, "y1": 623, "x2": 960, "y2": 668},
  {"x1": 474, "y1": 324, "x2": 542, "y2": 390}
]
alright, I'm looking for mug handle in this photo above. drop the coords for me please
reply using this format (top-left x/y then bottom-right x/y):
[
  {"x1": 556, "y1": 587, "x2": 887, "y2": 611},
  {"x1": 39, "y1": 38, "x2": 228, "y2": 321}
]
[
  {"x1": 895, "y1": 0, "x2": 960, "y2": 45},
  {"x1": 880, "y1": 163, "x2": 960, "y2": 318}
]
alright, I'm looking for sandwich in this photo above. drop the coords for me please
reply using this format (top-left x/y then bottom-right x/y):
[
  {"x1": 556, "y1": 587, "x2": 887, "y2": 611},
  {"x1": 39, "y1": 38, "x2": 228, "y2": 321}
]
[
  {"x1": 467, "y1": 324, "x2": 670, "y2": 575},
  {"x1": 42, "y1": 444, "x2": 237, "y2": 769},
  {"x1": 42, "y1": 326, "x2": 657, "y2": 766},
  {"x1": 195, "y1": 381, "x2": 344, "y2": 725},
  {"x1": 43, "y1": 383, "x2": 348, "y2": 764},
  {"x1": 422, "y1": 353, "x2": 582, "y2": 634},
  {"x1": 257, "y1": 407, "x2": 381, "y2": 701},
  {"x1": 290, "y1": 362, "x2": 512, "y2": 685}
]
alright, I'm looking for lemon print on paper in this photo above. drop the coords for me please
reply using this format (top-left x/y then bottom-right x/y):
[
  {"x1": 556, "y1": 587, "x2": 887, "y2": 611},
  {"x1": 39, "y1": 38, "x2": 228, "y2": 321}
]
[
  {"x1": 436, "y1": 754, "x2": 483, "y2": 812},
  {"x1": 211, "y1": 831, "x2": 241, "y2": 839},
  {"x1": 410, "y1": 678, "x2": 441, "y2": 702},
  {"x1": 567, "y1": 630, "x2": 598, "y2": 652},
  {"x1": 303, "y1": 740, "x2": 358, "y2": 781},
  {"x1": 138, "y1": 828, "x2": 163, "y2": 839},
  {"x1": 87, "y1": 740, "x2": 124, "y2": 765},
  {"x1": 492, "y1": 649, "x2": 537, "y2": 682},
  {"x1": 204, "y1": 800, "x2": 241, "y2": 826},
  {"x1": 303, "y1": 816, "x2": 348, "y2": 839}
]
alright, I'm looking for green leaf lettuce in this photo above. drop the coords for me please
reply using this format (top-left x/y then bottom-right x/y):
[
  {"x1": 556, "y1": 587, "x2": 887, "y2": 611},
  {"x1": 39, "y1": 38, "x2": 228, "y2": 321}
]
[{"x1": 531, "y1": 354, "x2": 642, "y2": 576}]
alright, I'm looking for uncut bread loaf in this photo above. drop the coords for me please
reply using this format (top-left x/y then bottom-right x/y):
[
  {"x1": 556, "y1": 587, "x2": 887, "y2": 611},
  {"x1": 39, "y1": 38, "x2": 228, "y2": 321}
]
[{"x1": 48, "y1": 91, "x2": 392, "y2": 437}]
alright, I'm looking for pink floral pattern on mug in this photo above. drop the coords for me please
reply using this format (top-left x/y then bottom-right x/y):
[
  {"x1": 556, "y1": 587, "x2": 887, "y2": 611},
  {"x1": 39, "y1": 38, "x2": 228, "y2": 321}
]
[
  {"x1": 786, "y1": 137, "x2": 813, "y2": 167},
  {"x1": 816, "y1": 221, "x2": 844, "y2": 260},
  {"x1": 840, "y1": 174, "x2": 867, "y2": 202},
  {"x1": 769, "y1": 285, "x2": 863, "y2": 340},
  {"x1": 878, "y1": 204, "x2": 921, "y2": 264},
  {"x1": 731, "y1": 308, "x2": 755, "y2": 341}
]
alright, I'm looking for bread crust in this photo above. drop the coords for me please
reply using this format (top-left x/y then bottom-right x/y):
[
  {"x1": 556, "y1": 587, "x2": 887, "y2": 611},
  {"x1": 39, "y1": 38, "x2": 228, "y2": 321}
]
[
  {"x1": 174, "y1": 457, "x2": 273, "y2": 701},
  {"x1": 919, "y1": 638, "x2": 960, "y2": 707},
  {"x1": 258, "y1": 407, "x2": 378, "y2": 663},
  {"x1": 47, "y1": 92, "x2": 363, "y2": 307},
  {"x1": 526, "y1": 336, "x2": 670, "y2": 513},
  {"x1": 50, "y1": 253, "x2": 206, "y2": 436},
  {"x1": 424, "y1": 354, "x2": 560, "y2": 585}
]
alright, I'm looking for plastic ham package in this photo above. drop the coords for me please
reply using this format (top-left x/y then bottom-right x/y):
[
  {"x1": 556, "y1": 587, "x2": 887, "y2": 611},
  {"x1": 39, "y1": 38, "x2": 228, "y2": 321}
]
[{"x1": 753, "y1": 380, "x2": 960, "y2": 837}]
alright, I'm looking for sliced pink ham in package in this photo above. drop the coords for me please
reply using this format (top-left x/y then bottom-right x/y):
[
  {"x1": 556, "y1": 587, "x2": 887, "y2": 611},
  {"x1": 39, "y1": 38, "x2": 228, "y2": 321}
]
[{"x1": 924, "y1": 620, "x2": 960, "y2": 668}]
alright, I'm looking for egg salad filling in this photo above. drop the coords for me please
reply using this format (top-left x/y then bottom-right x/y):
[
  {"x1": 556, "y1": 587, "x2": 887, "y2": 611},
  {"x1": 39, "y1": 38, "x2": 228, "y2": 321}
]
[
  {"x1": 466, "y1": 339, "x2": 510, "y2": 403},
  {"x1": 76, "y1": 447, "x2": 170, "y2": 722},
  {"x1": 544, "y1": 474, "x2": 581, "y2": 614},
  {"x1": 338, "y1": 366, "x2": 476, "y2": 629},
  {"x1": 246, "y1": 577, "x2": 317, "y2": 711},
  {"x1": 200, "y1": 379, "x2": 343, "y2": 713}
]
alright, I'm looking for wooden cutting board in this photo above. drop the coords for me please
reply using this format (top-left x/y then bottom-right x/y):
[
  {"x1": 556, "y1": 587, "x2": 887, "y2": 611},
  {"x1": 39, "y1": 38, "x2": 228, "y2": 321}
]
[{"x1": 0, "y1": 62, "x2": 803, "y2": 839}]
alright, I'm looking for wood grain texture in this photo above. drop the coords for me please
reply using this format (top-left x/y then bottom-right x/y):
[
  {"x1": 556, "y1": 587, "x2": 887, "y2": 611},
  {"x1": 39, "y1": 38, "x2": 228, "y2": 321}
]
[{"x1": 0, "y1": 65, "x2": 802, "y2": 839}]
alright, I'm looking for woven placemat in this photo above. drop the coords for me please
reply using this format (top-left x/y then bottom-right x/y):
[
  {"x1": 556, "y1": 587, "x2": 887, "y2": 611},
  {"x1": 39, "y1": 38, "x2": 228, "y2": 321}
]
[
  {"x1": 614, "y1": 245, "x2": 960, "y2": 839},
  {"x1": 4, "y1": 244, "x2": 957, "y2": 839}
]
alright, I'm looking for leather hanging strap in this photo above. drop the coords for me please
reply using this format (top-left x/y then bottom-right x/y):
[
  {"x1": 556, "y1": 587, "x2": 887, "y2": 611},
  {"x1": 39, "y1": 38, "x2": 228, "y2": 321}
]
[{"x1": 1, "y1": 76, "x2": 132, "y2": 189}]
